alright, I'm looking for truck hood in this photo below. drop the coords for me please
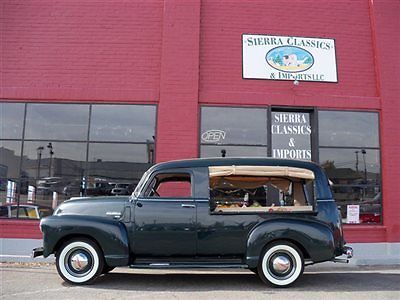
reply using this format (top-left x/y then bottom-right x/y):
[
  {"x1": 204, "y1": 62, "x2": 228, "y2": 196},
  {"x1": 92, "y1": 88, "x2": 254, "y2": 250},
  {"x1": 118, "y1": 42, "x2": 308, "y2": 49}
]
[{"x1": 54, "y1": 196, "x2": 130, "y2": 218}]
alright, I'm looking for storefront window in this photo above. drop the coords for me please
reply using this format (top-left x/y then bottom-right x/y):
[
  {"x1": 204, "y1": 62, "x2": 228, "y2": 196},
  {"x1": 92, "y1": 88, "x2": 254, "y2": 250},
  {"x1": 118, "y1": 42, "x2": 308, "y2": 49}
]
[
  {"x1": 0, "y1": 103, "x2": 25, "y2": 139},
  {"x1": 25, "y1": 104, "x2": 90, "y2": 141},
  {"x1": 318, "y1": 111, "x2": 379, "y2": 148},
  {"x1": 86, "y1": 104, "x2": 155, "y2": 196},
  {"x1": 319, "y1": 111, "x2": 381, "y2": 224},
  {"x1": 0, "y1": 103, "x2": 156, "y2": 218},
  {"x1": 90, "y1": 105, "x2": 156, "y2": 142},
  {"x1": 200, "y1": 107, "x2": 268, "y2": 157}
]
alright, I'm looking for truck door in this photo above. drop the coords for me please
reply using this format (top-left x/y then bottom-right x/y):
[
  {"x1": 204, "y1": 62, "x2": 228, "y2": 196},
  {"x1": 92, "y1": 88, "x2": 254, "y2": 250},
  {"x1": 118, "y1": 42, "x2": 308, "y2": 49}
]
[
  {"x1": 133, "y1": 169, "x2": 196, "y2": 257},
  {"x1": 194, "y1": 167, "x2": 259, "y2": 257}
]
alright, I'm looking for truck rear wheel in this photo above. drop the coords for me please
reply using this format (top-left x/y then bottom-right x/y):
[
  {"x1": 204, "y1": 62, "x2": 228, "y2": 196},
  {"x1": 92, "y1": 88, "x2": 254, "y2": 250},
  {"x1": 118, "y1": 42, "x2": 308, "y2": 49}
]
[
  {"x1": 257, "y1": 241, "x2": 304, "y2": 287},
  {"x1": 56, "y1": 238, "x2": 104, "y2": 285}
]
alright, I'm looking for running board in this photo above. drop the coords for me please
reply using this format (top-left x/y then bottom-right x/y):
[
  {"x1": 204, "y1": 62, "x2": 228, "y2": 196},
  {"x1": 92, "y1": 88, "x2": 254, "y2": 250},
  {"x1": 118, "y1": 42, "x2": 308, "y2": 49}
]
[
  {"x1": 130, "y1": 263, "x2": 248, "y2": 269},
  {"x1": 332, "y1": 258, "x2": 349, "y2": 263}
]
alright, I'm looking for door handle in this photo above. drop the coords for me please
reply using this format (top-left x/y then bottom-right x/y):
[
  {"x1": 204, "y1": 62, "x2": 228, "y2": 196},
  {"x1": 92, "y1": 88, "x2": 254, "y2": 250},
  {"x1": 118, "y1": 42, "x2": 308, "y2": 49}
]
[
  {"x1": 136, "y1": 202, "x2": 143, "y2": 208},
  {"x1": 181, "y1": 204, "x2": 196, "y2": 208}
]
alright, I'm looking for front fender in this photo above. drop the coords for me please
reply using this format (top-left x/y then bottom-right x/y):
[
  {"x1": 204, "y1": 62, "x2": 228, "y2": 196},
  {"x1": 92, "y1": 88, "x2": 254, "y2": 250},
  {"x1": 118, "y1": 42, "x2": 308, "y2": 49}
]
[
  {"x1": 246, "y1": 219, "x2": 335, "y2": 268},
  {"x1": 41, "y1": 215, "x2": 129, "y2": 267}
]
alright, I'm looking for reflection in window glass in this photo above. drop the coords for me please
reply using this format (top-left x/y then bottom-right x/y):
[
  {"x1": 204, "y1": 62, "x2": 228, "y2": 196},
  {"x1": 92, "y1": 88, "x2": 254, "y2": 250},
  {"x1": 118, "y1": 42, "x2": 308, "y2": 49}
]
[
  {"x1": 0, "y1": 103, "x2": 25, "y2": 139},
  {"x1": 320, "y1": 148, "x2": 381, "y2": 224},
  {"x1": 320, "y1": 148, "x2": 380, "y2": 181},
  {"x1": 0, "y1": 141, "x2": 22, "y2": 204},
  {"x1": 319, "y1": 111, "x2": 379, "y2": 147},
  {"x1": 21, "y1": 142, "x2": 87, "y2": 208},
  {"x1": 0, "y1": 178, "x2": 20, "y2": 205},
  {"x1": 25, "y1": 104, "x2": 89, "y2": 140},
  {"x1": 200, "y1": 145, "x2": 267, "y2": 158},
  {"x1": 90, "y1": 105, "x2": 156, "y2": 142},
  {"x1": 0, "y1": 141, "x2": 21, "y2": 179},
  {"x1": 87, "y1": 143, "x2": 153, "y2": 196},
  {"x1": 201, "y1": 107, "x2": 267, "y2": 145}
]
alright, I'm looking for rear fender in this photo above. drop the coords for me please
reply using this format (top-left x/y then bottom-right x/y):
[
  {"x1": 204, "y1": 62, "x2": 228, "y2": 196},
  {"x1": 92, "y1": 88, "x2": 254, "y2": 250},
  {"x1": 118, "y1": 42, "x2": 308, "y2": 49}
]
[
  {"x1": 246, "y1": 219, "x2": 335, "y2": 268},
  {"x1": 41, "y1": 215, "x2": 129, "y2": 267}
]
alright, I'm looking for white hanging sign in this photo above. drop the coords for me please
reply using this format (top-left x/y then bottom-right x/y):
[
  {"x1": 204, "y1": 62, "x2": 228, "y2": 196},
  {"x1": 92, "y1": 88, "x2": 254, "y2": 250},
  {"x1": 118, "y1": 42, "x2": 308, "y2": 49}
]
[{"x1": 243, "y1": 34, "x2": 337, "y2": 82}]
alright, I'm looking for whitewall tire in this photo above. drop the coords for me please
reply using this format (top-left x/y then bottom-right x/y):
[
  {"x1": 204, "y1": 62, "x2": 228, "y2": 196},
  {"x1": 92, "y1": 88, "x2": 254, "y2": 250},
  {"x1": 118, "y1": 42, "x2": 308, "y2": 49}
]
[
  {"x1": 56, "y1": 238, "x2": 104, "y2": 285},
  {"x1": 257, "y1": 241, "x2": 304, "y2": 287}
]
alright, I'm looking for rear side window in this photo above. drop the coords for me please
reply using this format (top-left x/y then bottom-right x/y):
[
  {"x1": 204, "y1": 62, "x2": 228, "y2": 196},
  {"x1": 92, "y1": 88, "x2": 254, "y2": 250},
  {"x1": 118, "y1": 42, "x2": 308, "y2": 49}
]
[{"x1": 208, "y1": 165, "x2": 315, "y2": 213}]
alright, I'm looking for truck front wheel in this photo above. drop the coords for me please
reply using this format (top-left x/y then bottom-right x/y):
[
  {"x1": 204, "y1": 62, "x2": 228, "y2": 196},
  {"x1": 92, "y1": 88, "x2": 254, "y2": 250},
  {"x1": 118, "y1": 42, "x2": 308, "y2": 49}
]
[
  {"x1": 257, "y1": 241, "x2": 304, "y2": 287},
  {"x1": 56, "y1": 238, "x2": 104, "y2": 285}
]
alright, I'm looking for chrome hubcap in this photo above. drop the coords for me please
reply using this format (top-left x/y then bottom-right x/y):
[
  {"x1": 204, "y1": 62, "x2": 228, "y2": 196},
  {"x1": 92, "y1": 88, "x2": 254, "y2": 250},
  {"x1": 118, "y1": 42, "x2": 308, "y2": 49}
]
[
  {"x1": 70, "y1": 252, "x2": 89, "y2": 271},
  {"x1": 272, "y1": 255, "x2": 291, "y2": 274}
]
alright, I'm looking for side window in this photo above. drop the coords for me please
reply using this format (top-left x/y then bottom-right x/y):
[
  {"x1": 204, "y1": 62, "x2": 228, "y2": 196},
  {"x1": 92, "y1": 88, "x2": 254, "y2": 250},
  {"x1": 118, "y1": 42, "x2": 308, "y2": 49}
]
[
  {"x1": 208, "y1": 166, "x2": 315, "y2": 213},
  {"x1": 10, "y1": 206, "x2": 29, "y2": 218},
  {"x1": 25, "y1": 207, "x2": 39, "y2": 219},
  {"x1": 144, "y1": 173, "x2": 192, "y2": 198}
]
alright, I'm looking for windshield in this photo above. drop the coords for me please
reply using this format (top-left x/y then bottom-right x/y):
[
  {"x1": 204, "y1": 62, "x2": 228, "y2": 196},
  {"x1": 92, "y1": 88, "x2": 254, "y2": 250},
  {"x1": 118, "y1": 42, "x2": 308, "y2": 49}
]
[{"x1": 133, "y1": 170, "x2": 151, "y2": 197}]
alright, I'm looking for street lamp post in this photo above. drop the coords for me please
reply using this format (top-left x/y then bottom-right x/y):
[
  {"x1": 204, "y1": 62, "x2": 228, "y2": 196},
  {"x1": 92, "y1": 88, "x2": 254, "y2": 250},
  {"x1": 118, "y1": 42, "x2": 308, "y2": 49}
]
[{"x1": 47, "y1": 143, "x2": 54, "y2": 177}]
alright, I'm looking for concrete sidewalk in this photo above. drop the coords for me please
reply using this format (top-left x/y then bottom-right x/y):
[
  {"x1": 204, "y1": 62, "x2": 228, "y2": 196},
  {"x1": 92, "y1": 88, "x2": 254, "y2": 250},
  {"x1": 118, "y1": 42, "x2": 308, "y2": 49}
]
[
  {"x1": 1, "y1": 238, "x2": 399, "y2": 265},
  {"x1": 0, "y1": 238, "x2": 54, "y2": 263}
]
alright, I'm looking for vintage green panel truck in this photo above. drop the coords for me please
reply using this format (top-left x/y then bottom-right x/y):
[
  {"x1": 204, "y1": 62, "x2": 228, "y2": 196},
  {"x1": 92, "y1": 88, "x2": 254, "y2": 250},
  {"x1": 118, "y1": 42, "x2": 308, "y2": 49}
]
[{"x1": 33, "y1": 158, "x2": 353, "y2": 287}]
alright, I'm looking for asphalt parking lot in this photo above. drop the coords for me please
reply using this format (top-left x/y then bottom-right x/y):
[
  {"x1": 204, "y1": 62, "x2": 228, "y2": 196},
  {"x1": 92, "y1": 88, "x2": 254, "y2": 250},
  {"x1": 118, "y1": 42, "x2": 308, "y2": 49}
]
[{"x1": 1, "y1": 263, "x2": 399, "y2": 300}]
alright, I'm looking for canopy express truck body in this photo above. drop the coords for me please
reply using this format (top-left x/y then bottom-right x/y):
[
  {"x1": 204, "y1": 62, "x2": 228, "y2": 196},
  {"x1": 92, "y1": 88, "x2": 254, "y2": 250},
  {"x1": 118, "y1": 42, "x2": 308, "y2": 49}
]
[{"x1": 33, "y1": 158, "x2": 353, "y2": 287}]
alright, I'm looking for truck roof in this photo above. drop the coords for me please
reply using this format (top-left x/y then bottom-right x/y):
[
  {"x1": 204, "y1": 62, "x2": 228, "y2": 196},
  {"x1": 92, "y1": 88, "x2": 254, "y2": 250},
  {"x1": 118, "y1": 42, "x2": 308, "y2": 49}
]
[
  {"x1": 149, "y1": 157, "x2": 332, "y2": 199},
  {"x1": 151, "y1": 157, "x2": 322, "y2": 173}
]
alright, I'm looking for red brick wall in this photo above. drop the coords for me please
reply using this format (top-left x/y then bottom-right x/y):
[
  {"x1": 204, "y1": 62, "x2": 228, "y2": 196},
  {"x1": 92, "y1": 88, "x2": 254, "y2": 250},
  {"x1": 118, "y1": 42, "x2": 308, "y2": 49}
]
[
  {"x1": 372, "y1": 0, "x2": 400, "y2": 242},
  {"x1": 155, "y1": 0, "x2": 201, "y2": 162},
  {"x1": 1, "y1": 0, "x2": 163, "y2": 102}
]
